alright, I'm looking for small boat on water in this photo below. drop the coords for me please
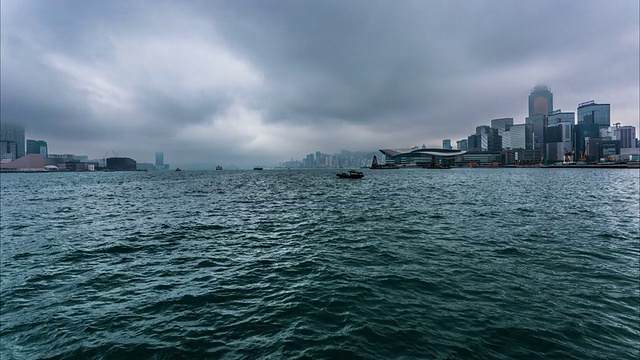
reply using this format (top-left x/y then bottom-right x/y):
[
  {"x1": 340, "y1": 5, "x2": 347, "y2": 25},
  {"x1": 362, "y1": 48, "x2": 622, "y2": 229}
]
[
  {"x1": 253, "y1": 167, "x2": 263, "y2": 170},
  {"x1": 216, "y1": 165, "x2": 222, "y2": 170},
  {"x1": 175, "y1": 167, "x2": 182, "y2": 171},
  {"x1": 337, "y1": 170, "x2": 364, "y2": 179}
]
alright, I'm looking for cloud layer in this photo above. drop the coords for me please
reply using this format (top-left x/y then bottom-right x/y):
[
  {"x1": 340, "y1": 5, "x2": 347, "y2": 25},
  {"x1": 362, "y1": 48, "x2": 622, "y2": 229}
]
[{"x1": 2, "y1": 0, "x2": 638, "y2": 167}]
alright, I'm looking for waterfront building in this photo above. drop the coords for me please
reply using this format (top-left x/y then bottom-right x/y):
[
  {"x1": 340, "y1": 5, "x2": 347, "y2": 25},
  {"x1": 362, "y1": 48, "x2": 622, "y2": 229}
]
[
  {"x1": 442, "y1": 139, "x2": 452, "y2": 150},
  {"x1": 378, "y1": 148, "x2": 466, "y2": 167},
  {"x1": 26, "y1": 140, "x2": 48, "y2": 156},
  {"x1": 454, "y1": 151, "x2": 502, "y2": 166},
  {"x1": 106, "y1": 157, "x2": 137, "y2": 171},
  {"x1": 1, "y1": 141, "x2": 17, "y2": 161},
  {"x1": 467, "y1": 134, "x2": 482, "y2": 151},
  {"x1": 0, "y1": 153, "x2": 53, "y2": 170},
  {"x1": 504, "y1": 123, "x2": 534, "y2": 150},
  {"x1": 613, "y1": 125, "x2": 636, "y2": 149},
  {"x1": 572, "y1": 123, "x2": 600, "y2": 160},
  {"x1": 48, "y1": 154, "x2": 89, "y2": 163},
  {"x1": 469, "y1": 125, "x2": 502, "y2": 152},
  {"x1": 601, "y1": 140, "x2": 620, "y2": 159},
  {"x1": 65, "y1": 162, "x2": 95, "y2": 171},
  {"x1": 48, "y1": 154, "x2": 75, "y2": 163},
  {"x1": 0, "y1": 122, "x2": 25, "y2": 160},
  {"x1": 545, "y1": 123, "x2": 574, "y2": 162},
  {"x1": 490, "y1": 118, "x2": 514, "y2": 133},
  {"x1": 501, "y1": 130, "x2": 511, "y2": 150},
  {"x1": 502, "y1": 149, "x2": 544, "y2": 165},
  {"x1": 526, "y1": 114, "x2": 547, "y2": 152},
  {"x1": 304, "y1": 153, "x2": 314, "y2": 167},
  {"x1": 585, "y1": 138, "x2": 619, "y2": 161},
  {"x1": 599, "y1": 127, "x2": 615, "y2": 140},
  {"x1": 547, "y1": 110, "x2": 575, "y2": 126},
  {"x1": 456, "y1": 139, "x2": 468, "y2": 151},
  {"x1": 137, "y1": 162, "x2": 155, "y2": 171},
  {"x1": 577, "y1": 101, "x2": 610, "y2": 128},
  {"x1": 528, "y1": 85, "x2": 553, "y2": 117}
]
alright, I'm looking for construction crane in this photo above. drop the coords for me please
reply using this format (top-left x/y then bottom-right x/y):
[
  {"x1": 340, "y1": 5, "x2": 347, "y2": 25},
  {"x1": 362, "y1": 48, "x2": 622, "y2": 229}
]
[{"x1": 579, "y1": 151, "x2": 587, "y2": 162}]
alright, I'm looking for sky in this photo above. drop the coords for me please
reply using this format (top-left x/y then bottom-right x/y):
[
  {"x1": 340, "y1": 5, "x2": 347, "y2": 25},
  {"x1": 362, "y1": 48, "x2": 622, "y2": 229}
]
[{"x1": 1, "y1": 0, "x2": 638, "y2": 168}]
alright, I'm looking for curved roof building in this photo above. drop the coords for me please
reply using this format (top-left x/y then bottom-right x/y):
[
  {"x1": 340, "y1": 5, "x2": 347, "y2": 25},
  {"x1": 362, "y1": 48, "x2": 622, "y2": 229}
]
[{"x1": 379, "y1": 148, "x2": 467, "y2": 166}]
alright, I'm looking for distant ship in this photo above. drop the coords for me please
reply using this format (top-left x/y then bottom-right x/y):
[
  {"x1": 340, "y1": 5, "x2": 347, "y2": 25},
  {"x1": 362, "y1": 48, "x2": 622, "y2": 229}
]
[
  {"x1": 216, "y1": 165, "x2": 222, "y2": 170},
  {"x1": 253, "y1": 167, "x2": 264, "y2": 170},
  {"x1": 175, "y1": 167, "x2": 182, "y2": 171}
]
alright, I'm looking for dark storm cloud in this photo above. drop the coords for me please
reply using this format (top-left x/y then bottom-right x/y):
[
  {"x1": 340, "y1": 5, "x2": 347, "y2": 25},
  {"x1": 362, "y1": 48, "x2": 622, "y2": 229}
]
[
  {"x1": 205, "y1": 0, "x2": 638, "y2": 124},
  {"x1": 1, "y1": 0, "x2": 638, "y2": 167}
]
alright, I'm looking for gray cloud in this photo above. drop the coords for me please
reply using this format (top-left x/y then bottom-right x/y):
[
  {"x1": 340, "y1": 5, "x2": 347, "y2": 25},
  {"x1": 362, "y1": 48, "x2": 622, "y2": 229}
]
[{"x1": 1, "y1": 0, "x2": 638, "y2": 167}]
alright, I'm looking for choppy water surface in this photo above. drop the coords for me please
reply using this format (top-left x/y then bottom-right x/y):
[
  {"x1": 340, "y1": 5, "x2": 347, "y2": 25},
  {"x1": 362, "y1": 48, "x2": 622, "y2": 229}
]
[{"x1": 1, "y1": 169, "x2": 639, "y2": 359}]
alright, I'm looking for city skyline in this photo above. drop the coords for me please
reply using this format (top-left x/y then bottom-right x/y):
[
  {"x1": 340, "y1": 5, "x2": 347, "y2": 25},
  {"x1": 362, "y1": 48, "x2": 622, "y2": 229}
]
[
  {"x1": 1, "y1": 0, "x2": 638, "y2": 167},
  {"x1": 2, "y1": 83, "x2": 637, "y2": 169}
]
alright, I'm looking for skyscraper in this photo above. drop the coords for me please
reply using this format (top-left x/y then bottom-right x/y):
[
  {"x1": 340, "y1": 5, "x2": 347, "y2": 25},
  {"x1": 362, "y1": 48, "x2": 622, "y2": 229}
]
[
  {"x1": 490, "y1": 118, "x2": 514, "y2": 133},
  {"x1": 505, "y1": 124, "x2": 534, "y2": 150},
  {"x1": 469, "y1": 126, "x2": 502, "y2": 152},
  {"x1": 547, "y1": 110, "x2": 575, "y2": 126},
  {"x1": 528, "y1": 85, "x2": 553, "y2": 117},
  {"x1": 614, "y1": 125, "x2": 636, "y2": 149},
  {"x1": 577, "y1": 101, "x2": 610, "y2": 128},
  {"x1": 525, "y1": 114, "x2": 547, "y2": 152},
  {"x1": 545, "y1": 123, "x2": 573, "y2": 162},
  {"x1": 0, "y1": 122, "x2": 25, "y2": 160},
  {"x1": 573, "y1": 123, "x2": 600, "y2": 160},
  {"x1": 26, "y1": 140, "x2": 48, "y2": 156},
  {"x1": 155, "y1": 152, "x2": 164, "y2": 168},
  {"x1": 442, "y1": 139, "x2": 452, "y2": 150}
]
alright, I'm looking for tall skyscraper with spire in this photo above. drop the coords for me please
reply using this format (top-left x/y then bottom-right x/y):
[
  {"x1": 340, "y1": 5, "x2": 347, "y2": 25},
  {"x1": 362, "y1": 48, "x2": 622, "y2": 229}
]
[{"x1": 528, "y1": 85, "x2": 553, "y2": 117}]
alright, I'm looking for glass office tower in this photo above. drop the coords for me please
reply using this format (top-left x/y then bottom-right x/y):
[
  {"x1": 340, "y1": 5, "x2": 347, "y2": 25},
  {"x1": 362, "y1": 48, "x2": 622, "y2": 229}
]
[{"x1": 528, "y1": 85, "x2": 553, "y2": 117}]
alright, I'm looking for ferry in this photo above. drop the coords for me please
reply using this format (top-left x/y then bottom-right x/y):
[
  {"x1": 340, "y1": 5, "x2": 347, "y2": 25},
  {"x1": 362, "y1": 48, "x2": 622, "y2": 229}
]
[{"x1": 337, "y1": 170, "x2": 364, "y2": 179}]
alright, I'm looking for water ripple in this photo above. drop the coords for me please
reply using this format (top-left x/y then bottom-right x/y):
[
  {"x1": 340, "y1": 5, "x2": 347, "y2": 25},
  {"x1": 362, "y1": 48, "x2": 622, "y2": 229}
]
[{"x1": 1, "y1": 169, "x2": 639, "y2": 359}]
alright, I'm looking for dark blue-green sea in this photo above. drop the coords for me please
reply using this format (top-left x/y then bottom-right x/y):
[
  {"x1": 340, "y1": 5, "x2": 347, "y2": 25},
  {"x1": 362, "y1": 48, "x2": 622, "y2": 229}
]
[{"x1": 1, "y1": 168, "x2": 639, "y2": 359}]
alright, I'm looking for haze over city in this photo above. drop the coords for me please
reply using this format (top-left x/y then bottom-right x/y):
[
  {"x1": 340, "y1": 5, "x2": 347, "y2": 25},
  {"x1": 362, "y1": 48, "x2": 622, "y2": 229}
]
[{"x1": 1, "y1": 0, "x2": 638, "y2": 168}]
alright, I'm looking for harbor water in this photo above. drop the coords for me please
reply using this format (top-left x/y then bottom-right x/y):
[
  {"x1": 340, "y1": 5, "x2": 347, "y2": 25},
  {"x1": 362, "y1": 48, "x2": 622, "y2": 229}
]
[{"x1": 1, "y1": 169, "x2": 639, "y2": 359}]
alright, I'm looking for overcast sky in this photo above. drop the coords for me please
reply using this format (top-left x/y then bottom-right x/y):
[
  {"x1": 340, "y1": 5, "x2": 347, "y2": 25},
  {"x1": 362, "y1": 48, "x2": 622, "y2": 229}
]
[{"x1": 1, "y1": 0, "x2": 638, "y2": 167}]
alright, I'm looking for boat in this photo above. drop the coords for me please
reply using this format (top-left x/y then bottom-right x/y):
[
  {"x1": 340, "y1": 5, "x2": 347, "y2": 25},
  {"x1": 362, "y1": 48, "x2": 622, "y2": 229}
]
[
  {"x1": 253, "y1": 167, "x2": 263, "y2": 170},
  {"x1": 175, "y1": 167, "x2": 182, "y2": 171},
  {"x1": 216, "y1": 165, "x2": 222, "y2": 170},
  {"x1": 337, "y1": 170, "x2": 364, "y2": 179}
]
